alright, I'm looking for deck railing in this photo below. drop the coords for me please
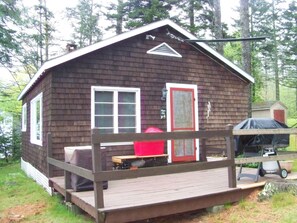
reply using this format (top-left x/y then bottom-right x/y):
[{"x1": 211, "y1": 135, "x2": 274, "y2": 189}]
[
  {"x1": 47, "y1": 126, "x2": 297, "y2": 222},
  {"x1": 47, "y1": 125, "x2": 236, "y2": 221},
  {"x1": 234, "y1": 128, "x2": 297, "y2": 164}
]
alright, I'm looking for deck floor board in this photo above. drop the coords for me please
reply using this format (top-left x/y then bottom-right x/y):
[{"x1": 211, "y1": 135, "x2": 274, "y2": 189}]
[{"x1": 50, "y1": 167, "x2": 297, "y2": 221}]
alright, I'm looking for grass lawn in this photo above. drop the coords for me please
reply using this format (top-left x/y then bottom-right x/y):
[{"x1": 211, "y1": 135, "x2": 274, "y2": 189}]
[
  {"x1": 0, "y1": 161, "x2": 93, "y2": 223},
  {"x1": 1, "y1": 160, "x2": 297, "y2": 223}
]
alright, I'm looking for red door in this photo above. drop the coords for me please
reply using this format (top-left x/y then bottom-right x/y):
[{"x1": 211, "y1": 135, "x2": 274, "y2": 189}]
[
  {"x1": 274, "y1": 110, "x2": 285, "y2": 123},
  {"x1": 170, "y1": 87, "x2": 196, "y2": 162}
]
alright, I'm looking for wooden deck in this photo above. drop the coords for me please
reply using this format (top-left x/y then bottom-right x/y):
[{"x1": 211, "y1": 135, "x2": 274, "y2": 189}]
[{"x1": 49, "y1": 167, "x2": 297, "y2": 223}]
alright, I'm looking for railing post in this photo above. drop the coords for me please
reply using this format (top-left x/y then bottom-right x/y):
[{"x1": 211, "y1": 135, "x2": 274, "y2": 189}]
[
  {"x1": 226, "y1": 125, "x2": 236, "y2": 188},
  {"x1": 200, "y1": 138, "x2": 207, "y2": 162},
  {"x1": 47, "y1": 133, "x2": 55, "y2": 190},
  {"x1": 47, "y1": 133, "x2": 53, "y2": 178},
  {"x1": 199, "y1": 128, "x2": 207, "y2": 162},
  {"x1": 92, "y1": 129, "x2": 104, "y2": 223}
]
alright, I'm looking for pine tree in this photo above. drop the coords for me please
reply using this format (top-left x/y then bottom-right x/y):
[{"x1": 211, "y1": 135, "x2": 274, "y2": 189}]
[
  {"x1": 250, "y1": 0, "x2": 285, "y2": 101},
  {"x1": 66, "y1": 0, "x2": 102, "y2": 47},
  {"x1": 279, "y1": 1, "x2": 297, "y2": 109},
  {"x1": 105, "y1": 0, "x2": 125, "y2": 34},
  {"x1": 0, "y1": 0, "x2": 20, "y2": 68},
  {"x1": 125, "y1": 0, "x2": 173, "y2": 29}
]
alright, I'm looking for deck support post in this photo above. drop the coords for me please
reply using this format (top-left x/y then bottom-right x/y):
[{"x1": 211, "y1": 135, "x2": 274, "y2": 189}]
[
  {"x1": 226, "y1": 125, "x2": 236, "y2": 188},
  {"x1": 92, "y1": 129, "x2": 105, "y2": 223},
  {"x1": 64, "y1": 170, "x2": 71, "y2": 202}
]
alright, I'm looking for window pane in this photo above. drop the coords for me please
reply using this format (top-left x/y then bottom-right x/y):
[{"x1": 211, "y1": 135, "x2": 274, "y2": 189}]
[
  {"x1": 95, "y1": 104, "x2": 113, "y2": 115},
  {"x1": 95, "y1": 91, "x2": 113, "y2": 102},
  {"x1": 95, "y1": 116, "x2": 113, "y2": 128},
  {"x1": 118, "y1": 92, "x2": 135, "y2": 103},
  {"x1": 118, "y1": 104, "x2": 135, "y2": 115},
  {"x1": 36, "y1": 100, "x2": 41, "y2": 140},
  {"x1": 118, "y1": 116, "x2": 135, "y2": 127},
  {"x1": 98, "y1": 128, "x2": 114, "y2": 134},
  {"x1": 119, "y1": 128, "x2": 136, "y2": 133}
]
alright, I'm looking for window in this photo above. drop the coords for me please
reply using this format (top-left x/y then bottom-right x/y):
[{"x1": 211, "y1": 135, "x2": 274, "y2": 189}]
[
  {"x1": 91, "y1": 87, "x2": 141, "y2": 135},
  {"x1": 22, "y1": 103, "x2": 27, "y2": 132},
  {"x1": 30, "y1": 93, "x2": 42, "y2": 145}
]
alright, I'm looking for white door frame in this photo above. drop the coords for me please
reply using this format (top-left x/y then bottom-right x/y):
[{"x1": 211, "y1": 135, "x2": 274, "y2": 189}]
[{"x1": 166, "y1": 83, "x2": 199, "y2": 163}]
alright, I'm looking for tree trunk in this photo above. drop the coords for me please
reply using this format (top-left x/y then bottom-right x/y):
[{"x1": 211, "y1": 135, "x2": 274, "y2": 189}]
[
  {"x1": 213, "y1": 0, "x2": 223, "y2": 54},
  {"x1": 272, "y1": 0, "x2": 280, "y2": 101},
  {"x1": 189, "y1": 0, "x2": 195, "y2": 34},
  {"x1": 240, "y1": 0, "x2": 252, "y2": 117},
  {"x1": 44, "y1": 0, "x2": 49, "y2": 61},
  {"x1": 116, "y1": 0, "x2": 123, "y2": 34},
  {"x1": 295, "y1": 87, "x2": 297, "y2": 111},
  {"x1": 38, "y1": 0, "x2": 43, "y2": 65}
]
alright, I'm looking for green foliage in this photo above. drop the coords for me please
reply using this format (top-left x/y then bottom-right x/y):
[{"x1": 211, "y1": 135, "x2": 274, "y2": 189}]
[
  {"x1": 224, "y1": 40, "x2": 242, "y2": 67},
  {"x1": 271, "y1": 192, "x2": 296, "y2": 209},
  {"x1": 66, "y1": 0, "x2": 102, "y2": 48},
  {"x1": 104, "y1": 0, "x2": 125, "y2": 34},
  {"x1": 238, "y1": 199, "x2": 256, "y2": 210},
  {"x1": 18, "y1": 1, "x2": 55, "y2": 71},
  {"x1": 0, "y1": 80, "x2": 24, "y2": 160},
  {"x1": 278, "y1": 1, "x2": 297, "y2": 112},
  {"x1": 125, "y1": 0, "x2": 173, "y2": 29},
  {"x1": 0, "y1": 0, "x2": 21, "y2": 67}
]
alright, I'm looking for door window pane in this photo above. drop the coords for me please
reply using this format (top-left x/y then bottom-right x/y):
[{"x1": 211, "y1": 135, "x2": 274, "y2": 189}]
[
  {"x1": 174, "y1": 139, "x2": 184, "y2": 157},
  {"x1": 184, "y1": 139, "x2": 194, "y2": 156},
  {"x1": 173, "y1": 90, "x2": 193, "y2": 128}
]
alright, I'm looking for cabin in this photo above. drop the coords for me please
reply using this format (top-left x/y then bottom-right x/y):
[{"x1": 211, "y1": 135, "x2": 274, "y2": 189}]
[
  {"x1": 252, "y1": 101, "x2": 287, "y2": 124},
  {"x1": 18, "y1": 19, "x2": 254, "y2": 192}
]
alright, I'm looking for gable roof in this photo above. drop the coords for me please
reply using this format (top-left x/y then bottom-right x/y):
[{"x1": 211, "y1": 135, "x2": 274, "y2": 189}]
[{"x1": 18, "y1": 19, "x2": 254, "y2": 100}]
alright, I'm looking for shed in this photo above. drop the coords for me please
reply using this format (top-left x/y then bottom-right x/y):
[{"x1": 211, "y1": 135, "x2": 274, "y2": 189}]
[
  {"x1": 18, "y1": 19, "x2": 254, "y2": 192},
  {"x1": 252, "y1": 101, "x2": 287, "y2": 124}
]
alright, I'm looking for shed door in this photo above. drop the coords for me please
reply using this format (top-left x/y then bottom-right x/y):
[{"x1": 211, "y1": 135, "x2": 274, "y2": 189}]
[
  {"x1": 274, "y1": 110, "x2": 285, "y2": 123},
  {"x1": 167, "y1": 84, "x2": 198, "y2": 162}
]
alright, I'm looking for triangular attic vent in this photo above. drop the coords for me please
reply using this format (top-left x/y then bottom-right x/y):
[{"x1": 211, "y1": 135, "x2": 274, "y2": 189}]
[{"x1": 147, "y1": 42, "x2": 182, "y2": 58}]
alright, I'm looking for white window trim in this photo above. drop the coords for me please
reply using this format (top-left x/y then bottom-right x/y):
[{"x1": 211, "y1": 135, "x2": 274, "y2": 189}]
[
  {"x1": 91, "y1": 86, "x2": 141, "y2": 146},
  {"x1": 30, "y1": 93, "x2": 43, "y2": 146},
  {"x1": 22, "y1": 103, "x2": 27, "y2": 132}
]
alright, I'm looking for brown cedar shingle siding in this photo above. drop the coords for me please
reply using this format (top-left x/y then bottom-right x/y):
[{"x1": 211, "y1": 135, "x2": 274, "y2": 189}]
[
  {"x1": 23, "y1": 27, "x2": 249, "y2": 176},
  {"x1": 22, "y1": 73, "x2": 52, "y2": 175}
]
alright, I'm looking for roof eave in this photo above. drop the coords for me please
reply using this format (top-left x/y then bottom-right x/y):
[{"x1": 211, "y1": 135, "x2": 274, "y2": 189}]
[{"x1": 18, "y1": 19, "x2": 254, "y2": 100}]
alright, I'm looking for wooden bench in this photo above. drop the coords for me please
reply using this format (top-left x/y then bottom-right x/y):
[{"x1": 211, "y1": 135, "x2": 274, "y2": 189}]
[{"x1": 112, "y1": 154, "x2": 168, "y2": 169}]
